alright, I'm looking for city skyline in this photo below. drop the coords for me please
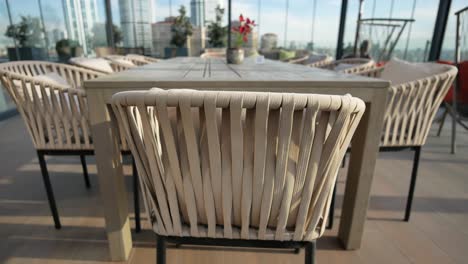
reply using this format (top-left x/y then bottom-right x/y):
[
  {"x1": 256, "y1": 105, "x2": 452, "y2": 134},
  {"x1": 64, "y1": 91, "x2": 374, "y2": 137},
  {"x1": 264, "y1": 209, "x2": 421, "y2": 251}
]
[
  {"x1": 0, "y1": 0, "x2": 466, "y2": 61},
  {"x1": 62, "y1": 0, "x2": 100, "y2": 54}
]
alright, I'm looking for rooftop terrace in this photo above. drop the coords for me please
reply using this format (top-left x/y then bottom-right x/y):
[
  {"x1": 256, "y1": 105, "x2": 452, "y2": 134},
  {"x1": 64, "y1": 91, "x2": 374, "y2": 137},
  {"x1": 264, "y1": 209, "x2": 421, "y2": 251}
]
[{"x1": 1, "y1": 114, "x2": 467, "y2": 264}]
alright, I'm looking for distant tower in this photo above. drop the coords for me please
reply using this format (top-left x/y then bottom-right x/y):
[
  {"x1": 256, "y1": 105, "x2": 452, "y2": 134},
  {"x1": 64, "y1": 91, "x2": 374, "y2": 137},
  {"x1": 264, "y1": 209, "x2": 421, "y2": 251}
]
[
  {"x1": 119, "y1": 0, "x2": 154, "y2": 53},
  {"x1": 190, "y1": 0, "x2": 205, "y2": 26},
  {"x1": 190, "y1": 0, "x2": 223, "y2": 27},
  {"x1": 62, "y1": 0, "x2": 100, "y2": 54},
  {"x1": 261, "y1": 33, "x2": 278, "y2": 50}
]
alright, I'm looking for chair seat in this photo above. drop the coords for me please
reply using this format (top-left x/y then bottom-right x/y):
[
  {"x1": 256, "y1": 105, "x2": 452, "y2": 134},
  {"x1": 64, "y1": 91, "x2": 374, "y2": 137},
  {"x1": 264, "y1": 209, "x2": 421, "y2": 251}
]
[{"x1": 153, "y1": 223, "x2": 321, "y2": 242}]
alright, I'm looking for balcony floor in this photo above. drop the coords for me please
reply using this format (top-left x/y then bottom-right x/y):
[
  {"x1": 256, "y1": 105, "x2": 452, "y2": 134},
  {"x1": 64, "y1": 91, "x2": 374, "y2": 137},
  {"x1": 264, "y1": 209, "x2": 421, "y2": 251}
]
[{"x1": 1, "y1": 115, "x2": 467, "y2": 264}]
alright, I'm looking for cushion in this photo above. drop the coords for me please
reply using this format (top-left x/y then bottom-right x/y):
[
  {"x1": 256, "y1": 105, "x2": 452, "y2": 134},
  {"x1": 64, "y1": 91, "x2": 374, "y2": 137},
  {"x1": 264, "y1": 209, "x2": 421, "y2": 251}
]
[
  {"x1": 279, "y1": 49, "x2": 296, "y2": 61},
  {"x1": 71, "y1": 58, "x2": 114, "y2": 73},
  {"x1": 13, "y1": 72, "x2": 70, "y2": 99},
  {"x1": 381, "y1": 58, "x2": 446, "y2": 86},
  {"x1": 113, "y1": 58, "x2": 135, "y2": 67},
  {"x1": 35, "y1": 72, "x2": 70, "y2": 87},
  {"x1": 12, "y1": 73, "x2": 81, "y2": 111}
]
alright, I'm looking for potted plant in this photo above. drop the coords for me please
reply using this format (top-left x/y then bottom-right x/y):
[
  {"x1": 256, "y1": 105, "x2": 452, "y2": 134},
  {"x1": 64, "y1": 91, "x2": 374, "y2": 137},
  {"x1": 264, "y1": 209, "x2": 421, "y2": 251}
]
[
  {"x1": 4, "y1": 16, "x2": 47, "y2": 61},
  {"x1": 166, "y1": 6, "x2": 193, "y2": 58},
  {"x1": 227, "y1": 14, "x2": 256, "y2": 64},
  {"x1": 207, "y1": 5, "x2": 227, "y2": 48},
  {"x1": 55, "y1": 39, "x2": 83, "y2": 63}
]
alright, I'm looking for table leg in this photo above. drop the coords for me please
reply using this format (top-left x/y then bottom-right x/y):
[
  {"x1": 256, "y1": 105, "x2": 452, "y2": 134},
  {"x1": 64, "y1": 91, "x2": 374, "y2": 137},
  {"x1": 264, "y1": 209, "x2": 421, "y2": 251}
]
[
  {"x1": 338, "y1": 92, "x2": 387, "y2": 250},
  {"x1": 87, "y1": 90, "x2": 133, "y2": 261}
]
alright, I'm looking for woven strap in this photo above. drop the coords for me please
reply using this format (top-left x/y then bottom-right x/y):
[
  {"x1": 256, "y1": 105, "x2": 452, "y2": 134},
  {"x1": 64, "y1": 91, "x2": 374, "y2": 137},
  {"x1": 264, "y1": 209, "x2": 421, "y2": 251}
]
[{"x1": 112, "y1": 88, "x2": 365, "y2": 241}]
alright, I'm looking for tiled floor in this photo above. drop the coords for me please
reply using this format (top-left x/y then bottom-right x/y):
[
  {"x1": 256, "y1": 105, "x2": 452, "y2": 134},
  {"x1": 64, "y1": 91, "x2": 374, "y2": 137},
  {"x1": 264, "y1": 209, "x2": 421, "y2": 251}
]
[{"x1": 1, "y1": 115, "x2": 467, "y2": 263}]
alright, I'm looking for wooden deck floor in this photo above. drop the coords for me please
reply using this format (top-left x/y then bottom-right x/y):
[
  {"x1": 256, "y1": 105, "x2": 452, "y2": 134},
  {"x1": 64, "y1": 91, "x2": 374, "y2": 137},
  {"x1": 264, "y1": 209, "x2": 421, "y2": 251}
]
[{"x1": 1, "y1": 115, "x2": 467, "y2": 264}]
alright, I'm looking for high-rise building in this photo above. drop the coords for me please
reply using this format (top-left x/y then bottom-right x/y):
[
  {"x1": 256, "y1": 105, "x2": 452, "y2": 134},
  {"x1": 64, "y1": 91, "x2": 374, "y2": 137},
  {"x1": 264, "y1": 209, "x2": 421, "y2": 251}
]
[
  {"x1": 62, "y1": 0, "x2": 100, "y2": 54},
  {"x1": 261, "y1": 33, "x2": 278, "y2": 50},
  {"x1": 190, "y1": 0, "x2": 223, "y2": 27},
  {"x1": 152, "y1": 17, "x2": 175, "y2": 58},
  {"x1": 119, "y1": 0, "x2": 154, "y2": 53}
]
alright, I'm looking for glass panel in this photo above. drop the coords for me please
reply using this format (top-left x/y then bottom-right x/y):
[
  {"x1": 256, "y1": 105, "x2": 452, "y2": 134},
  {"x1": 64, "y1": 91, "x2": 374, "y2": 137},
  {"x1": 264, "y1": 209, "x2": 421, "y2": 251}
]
[
  {"x1": 118, "y1": 0, "x2": 155, "y2": 55},
  {"x1": 4, "y1": 0, "x2": 48, "y2": 60},
  {"x1": 440, "y1": 0, "x2": 468, "y2": 62},
  {"x1": 60, "y1": 0, "x2": 108, "y2": 57},
  {"x1": 37, "y1": 0, "x2": 71, "y2": 61},
  {"x1": 344, "y1": 0, "x2": 438, "y2": 62},
  {"x1": 0, "y1": 0, "x2": 14, "y2": 62}
]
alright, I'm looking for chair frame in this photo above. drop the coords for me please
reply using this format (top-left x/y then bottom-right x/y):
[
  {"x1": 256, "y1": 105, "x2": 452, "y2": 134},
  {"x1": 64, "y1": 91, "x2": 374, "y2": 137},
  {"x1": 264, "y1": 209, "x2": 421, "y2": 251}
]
[
  {"x1": 0, "y1": 61, "x2": 141, "y2": 231},
  {"x1": 35, "y1": 149, "x2": 140, "y2": 231},
  {"x1": 328, "y1": 145, "x2": 421, "y2": 229},
  {"x1": 327, "y1": 63, "x2": 457, "y2": 228},
  {"x1": 306, "y1": 56, "x2": 333, "y2": 68},
  {"x1": 313, "y1": 58, "x2": 376, "y2": 74},
  {"x1": 156, "y1": 235, "x2": 316, "y2": 264}
]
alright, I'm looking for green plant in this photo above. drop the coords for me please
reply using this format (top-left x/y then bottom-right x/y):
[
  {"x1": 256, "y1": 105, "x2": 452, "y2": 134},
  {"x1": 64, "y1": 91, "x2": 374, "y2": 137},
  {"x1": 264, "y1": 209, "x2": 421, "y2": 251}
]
[
  {"x1": 171, "y1": 6, "x2": 193, "y2": 48},
  {"x1": 55, "y1": 39, "x2": 80, "y2": 51},
  {"x1": 112, "y1": 25, "x2": 123, "y2": 45},
  {"x1": 55, "y1": 39, "x2": 81, "y2": 62},
  {"x1": 5, "y1": 16, "x2": 44, "y2": 48},
  {"x1": 207, "y1": 5, "x2": 227, "y2": 48}
]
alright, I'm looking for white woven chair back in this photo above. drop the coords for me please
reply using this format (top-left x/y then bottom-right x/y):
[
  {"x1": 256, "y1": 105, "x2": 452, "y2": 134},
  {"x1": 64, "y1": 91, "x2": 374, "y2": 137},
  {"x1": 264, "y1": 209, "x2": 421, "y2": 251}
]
[
  {"x1": 380, "y1": 64, "x2": 458, "y2": 147},
  {"x1": 317, "y1": 58, "x2": 376, "y2": 74},
  {"x1": 0, "y1": 61, "x2": 102, "y2": 150},
  {"x1": 112, "y1": 88, "x2": 365, "y2": 241},
  {"x1": 70, "y1": 57, "x2": 132, "y2": 73}
]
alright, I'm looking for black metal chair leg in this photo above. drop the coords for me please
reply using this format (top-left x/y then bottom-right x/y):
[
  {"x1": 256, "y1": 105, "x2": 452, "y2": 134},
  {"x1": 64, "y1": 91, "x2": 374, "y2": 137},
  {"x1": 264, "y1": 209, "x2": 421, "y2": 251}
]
[
  {"x1": 436, "y1": 106, "x2": 448, "y2": 137},
  {"x1": 327, "y1": 184, "x2": 337, "y2": 229},
  {"x1": 305, "y1": 241, "x2": 316, "y2": 264},
  {"x1": 341, "y1": 154, "x2": 347, "y2": 168},
  {"x1": 405, "y1": 147, "x2": 421, "y2": 221},
  {"x1": 37, "y1": 151, "x2": 61, "y2": 229},
  {"x1": 157, "y1": 235, "x2": 166, "y2": 264},
  {"x1": 80, "y1": 155, "x2": 91, "y2": 189},
  {"x1": 133, "y1": 158, "x2": 141, "y2": 233}
]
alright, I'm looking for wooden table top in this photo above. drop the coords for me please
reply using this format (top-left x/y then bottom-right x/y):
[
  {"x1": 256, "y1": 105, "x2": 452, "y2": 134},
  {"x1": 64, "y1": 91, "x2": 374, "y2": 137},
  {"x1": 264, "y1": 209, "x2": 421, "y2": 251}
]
[{"x1": 85, "y1": 57, "x2": 390, "y2": 89}]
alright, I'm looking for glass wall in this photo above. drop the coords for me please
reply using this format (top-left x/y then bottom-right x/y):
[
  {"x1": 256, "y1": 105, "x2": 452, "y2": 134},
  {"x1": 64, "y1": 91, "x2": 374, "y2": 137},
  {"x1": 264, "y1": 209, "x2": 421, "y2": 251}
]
[
  {"x1": 440, "y1": 0, "x2": 468, "y2": 62},
  {"x1": 230, "y1": 0, "x2": 340, "y2": 57},
  {"x1": 343, "y1": 0, "x2": 439, "y2": 62},
  {"x1": 1, "y1": 0, "x2": 108, "y2": 60}
]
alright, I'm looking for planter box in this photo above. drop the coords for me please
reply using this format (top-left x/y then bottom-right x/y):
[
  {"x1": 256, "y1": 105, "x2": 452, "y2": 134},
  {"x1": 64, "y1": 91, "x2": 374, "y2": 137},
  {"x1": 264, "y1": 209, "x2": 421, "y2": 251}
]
[
  {"x1": 164, "y1": 47, "x2": 188, "y2": 59},
  {"x1": 7, "y1": 47, "x2": 47, "y2": 61},
  {"x1": 57, "y1": 47, "x2": 83, "y2": 63}
]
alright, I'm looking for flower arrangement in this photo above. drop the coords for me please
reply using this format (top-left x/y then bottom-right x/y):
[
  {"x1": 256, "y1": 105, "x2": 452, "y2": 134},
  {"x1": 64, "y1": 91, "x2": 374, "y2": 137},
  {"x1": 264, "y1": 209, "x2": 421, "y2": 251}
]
[{"x1": 231, "y1": 14, "x2": 256, "y2": 48}]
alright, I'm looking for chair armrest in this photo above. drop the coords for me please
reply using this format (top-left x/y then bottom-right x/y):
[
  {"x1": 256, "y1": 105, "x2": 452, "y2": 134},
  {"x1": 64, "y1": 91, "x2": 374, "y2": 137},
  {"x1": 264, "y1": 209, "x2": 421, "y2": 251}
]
[{"x1": 358, "y1": 66, "x2": 385, "y2": 78}]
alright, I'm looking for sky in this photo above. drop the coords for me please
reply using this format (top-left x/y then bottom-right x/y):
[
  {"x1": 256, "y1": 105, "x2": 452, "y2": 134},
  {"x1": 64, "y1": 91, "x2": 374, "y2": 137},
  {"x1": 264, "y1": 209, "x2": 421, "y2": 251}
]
[{"x1": 0, "y1": 0, "x2": 466, "y2": 51}]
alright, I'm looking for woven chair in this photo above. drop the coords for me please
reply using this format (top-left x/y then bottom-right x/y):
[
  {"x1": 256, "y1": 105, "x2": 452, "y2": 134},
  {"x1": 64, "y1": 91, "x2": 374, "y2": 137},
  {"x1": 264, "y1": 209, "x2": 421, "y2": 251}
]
[
  {"x1": 70, "y1": 57, "x2": 133, "y2": 74},
  {"x1": 126, "y1": 54, "x2": 160, "y2": 64},
  {"x1": 111, "y1": 88, "x2": 365, "y2": 264},
  {"x1": 305, "y1": 55, "x2": 333, "y2": 67},
  {"x1": 0, "y1": 61, "x2": 142, "y2": 231},
  {"x1": 327, "y1": 62, "x2": 458, "y2": 229},
  {"x1": 314, "y1": 58, "x2": 376, "y2": 74},
  {"x1": 200, "y1": 51, "x2": 226, "y2": 58}
]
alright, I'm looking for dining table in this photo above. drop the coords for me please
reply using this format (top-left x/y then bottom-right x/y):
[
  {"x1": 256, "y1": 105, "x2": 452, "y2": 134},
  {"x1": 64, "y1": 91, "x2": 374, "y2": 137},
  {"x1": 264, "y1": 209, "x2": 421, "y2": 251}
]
[{"x1": 84, "y1": 57, "x2": 390, "y2": 261}]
